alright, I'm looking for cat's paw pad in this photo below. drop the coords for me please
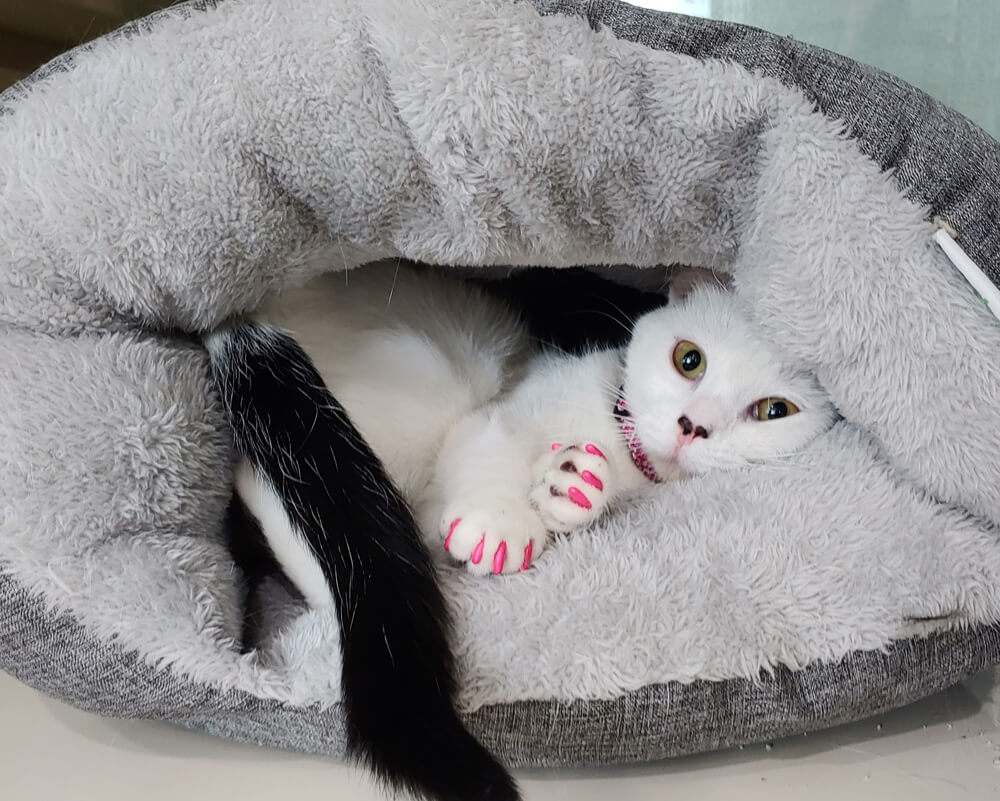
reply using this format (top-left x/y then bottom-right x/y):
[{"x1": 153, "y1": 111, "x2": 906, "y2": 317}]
[
  {"x1": 440, "y1": 504, "x2": 546, "y2": 576},
  {"x1": 530, "y1": 442, "x2": 613, "y2": 533}
]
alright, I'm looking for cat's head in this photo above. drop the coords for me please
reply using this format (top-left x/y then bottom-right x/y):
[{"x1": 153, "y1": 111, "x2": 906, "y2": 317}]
[{"x1": 621, "y1": 283, "x2": 836, "y2": 480}]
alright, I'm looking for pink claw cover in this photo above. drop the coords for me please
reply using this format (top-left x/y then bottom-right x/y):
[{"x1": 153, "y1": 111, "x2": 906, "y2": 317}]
[
  {"x1": 520, "y1": 541, "x2": 533, "y2": 571},
  {"x1": 493, "y1": 542, "x2": 507, "y2": 574},
  {"x1": 567, "y1": 486, "x2": 592, "y2": 509}
]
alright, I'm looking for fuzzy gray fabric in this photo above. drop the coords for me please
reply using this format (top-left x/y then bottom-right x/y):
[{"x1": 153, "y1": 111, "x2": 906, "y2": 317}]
[{"x1": 3, "y1": 0, "x2": 1000, "y2": 765}]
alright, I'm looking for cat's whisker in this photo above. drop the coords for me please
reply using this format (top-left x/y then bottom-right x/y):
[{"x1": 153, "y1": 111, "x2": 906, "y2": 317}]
[
  {"x1": 704, "y1": 268, "x2": 730, "y2": 291},
  {"x1": 596, "y1": 296, "x2": 645, "y2": 328},
  {"x1": 384, "y1": 257, "x2": 402, "y2": 307},
  {"x1": 598, "y1": 378, "x2": 624, "y2": 396},
  {"x1": 571, "y1": 308, "x2": 635, "y2": 336},
  {"x1": 526, "y1": 335, "x2": 568, "y2": 353}
]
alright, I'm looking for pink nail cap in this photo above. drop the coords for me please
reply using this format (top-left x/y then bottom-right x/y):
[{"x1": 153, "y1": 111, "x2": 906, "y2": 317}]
[
  {"x1": 551, "y1": 442, "x2": 562, "y2": 451},
  {"x1": 493, "y1": 541, "x2": 507, "y2": 575},
  {"x1": 444, "y1": 518, "x2": 461, "y2": 551},
  {"x1": 470, "y1": 535, "x2": 485, "y2": 565},
  {"x1": 567, "y1": 486, "x2": 592, "y2": 509},
  {"x1": 580, "y1": 470, "x2": 603, "y2": 491},
  {"x1": 520, "y1": 541, "x2": 534, "y2": 571},
  {"x1": 585, "y1": 443, "x2": 607, "y2": 460}
]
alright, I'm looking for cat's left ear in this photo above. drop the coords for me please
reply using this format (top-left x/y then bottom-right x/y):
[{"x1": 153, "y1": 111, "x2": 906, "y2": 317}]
[{"x1": 667, "y1": 267, "x2": 732, "y2": 305}]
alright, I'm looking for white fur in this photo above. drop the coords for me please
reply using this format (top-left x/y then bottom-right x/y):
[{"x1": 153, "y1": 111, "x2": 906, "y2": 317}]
[
  {"x1": 625, "y1": 284, "x2": 838, "y2": 480},
  {"x1": 242, "y1": 261, "x2": 836, "y2": 581},
  {"x1": 234, "y1": 461, "x2": 333, "y2": 610}
]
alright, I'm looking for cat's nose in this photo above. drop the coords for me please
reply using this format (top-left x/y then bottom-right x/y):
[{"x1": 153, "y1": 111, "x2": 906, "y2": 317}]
[{"x1": 677, "y1": 415, "x2": 710, "y2": 439}]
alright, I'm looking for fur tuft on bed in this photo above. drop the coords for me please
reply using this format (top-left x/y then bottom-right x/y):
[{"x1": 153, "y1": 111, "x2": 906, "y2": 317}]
[{"x1": 2, "y1": 0, "x2": 1000, "y2": 766}]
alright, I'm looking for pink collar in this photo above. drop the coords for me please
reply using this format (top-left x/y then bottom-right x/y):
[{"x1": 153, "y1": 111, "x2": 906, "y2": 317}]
[{"x1": 614, "y1": 390, "x2": 661, "y2": 484}]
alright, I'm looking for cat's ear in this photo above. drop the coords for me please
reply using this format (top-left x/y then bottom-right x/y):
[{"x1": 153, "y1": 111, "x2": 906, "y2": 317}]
[{"x1": 668, "y1": 268, "x2": 731, "y2": 305}]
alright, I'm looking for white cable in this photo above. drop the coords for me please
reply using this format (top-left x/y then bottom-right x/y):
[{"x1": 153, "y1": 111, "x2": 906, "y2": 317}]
[{"x1": 932, "y1": 226, "x2": 1000, "y2": 323}]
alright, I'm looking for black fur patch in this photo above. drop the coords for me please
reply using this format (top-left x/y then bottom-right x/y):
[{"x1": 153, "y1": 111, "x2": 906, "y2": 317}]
[
  {"x1": 208, "y1": 325, "x2": 519, "y2": 801},
  {"x1": 477, "y1": 267, "x2": 667, "y2": 353}
]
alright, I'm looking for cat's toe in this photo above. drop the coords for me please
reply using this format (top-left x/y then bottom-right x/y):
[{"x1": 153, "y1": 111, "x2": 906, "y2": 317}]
[
  {"x1": 532, "y1": 443, "x2": 612, "y2": 532},
  {"x1": 440, "y1": 506, "x2": 545, "y2": 576}
]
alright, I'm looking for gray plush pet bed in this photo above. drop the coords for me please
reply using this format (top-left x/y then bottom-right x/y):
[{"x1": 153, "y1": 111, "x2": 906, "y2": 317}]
[{"x1": 3, "y1": 0, "x2": 1000, "y2": 768}]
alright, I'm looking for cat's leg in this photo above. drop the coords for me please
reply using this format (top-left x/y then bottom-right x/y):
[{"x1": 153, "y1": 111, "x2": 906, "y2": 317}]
[
  {"x1": 425, "y1": 412, "x2": 547, "y2": 576},
  {"x1": 529, "y1": 441, "x2": 618, "y2": 533}
]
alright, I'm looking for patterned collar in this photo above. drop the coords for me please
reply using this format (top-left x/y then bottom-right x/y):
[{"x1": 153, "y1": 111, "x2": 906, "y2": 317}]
[{"x1": 613, "y1": 387, "x2": 661, "y2": 483}]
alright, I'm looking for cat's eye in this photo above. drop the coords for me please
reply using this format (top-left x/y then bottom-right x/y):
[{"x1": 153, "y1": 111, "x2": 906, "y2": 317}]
[
  {"x1": 752, "y1": 397, "x2": 800, "y2": 421},
  {"x1": 672, "y1": 340, "x2": 706, "y2": 380}
]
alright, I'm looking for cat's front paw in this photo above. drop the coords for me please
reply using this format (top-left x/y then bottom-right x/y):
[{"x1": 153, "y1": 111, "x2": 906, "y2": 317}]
[
  {"x1": 440, "y1": 502, "x2": 547, "y2": 576},
  {"x1": 530, "y1": 442, "x2": 614, "y2": 533}
]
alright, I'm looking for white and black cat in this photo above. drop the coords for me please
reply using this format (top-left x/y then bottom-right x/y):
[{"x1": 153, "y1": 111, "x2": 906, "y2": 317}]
[{"x1": 207, "y1": 262, "x2": 835, "y2": 801}]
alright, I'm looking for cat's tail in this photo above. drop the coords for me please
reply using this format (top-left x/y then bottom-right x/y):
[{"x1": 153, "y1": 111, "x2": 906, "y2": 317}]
[{"x1": 204, "y1": 322, "x2": 520, "y2": 801}]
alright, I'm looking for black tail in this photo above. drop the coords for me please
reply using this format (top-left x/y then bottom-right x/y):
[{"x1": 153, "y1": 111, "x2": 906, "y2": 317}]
[{"x1": 206, "y1": 323, "x2": 519, "y2": 801}]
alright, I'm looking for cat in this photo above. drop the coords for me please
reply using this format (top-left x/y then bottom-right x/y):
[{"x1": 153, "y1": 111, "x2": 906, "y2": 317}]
[{"x1": 206, "y1": 262, "x2": 836, "y2": 801}]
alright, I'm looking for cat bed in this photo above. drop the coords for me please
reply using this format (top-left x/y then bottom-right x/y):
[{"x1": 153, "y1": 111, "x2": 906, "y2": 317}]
[{"x1": 3, "y1": 0, "x2": 1000, "y2": 769}]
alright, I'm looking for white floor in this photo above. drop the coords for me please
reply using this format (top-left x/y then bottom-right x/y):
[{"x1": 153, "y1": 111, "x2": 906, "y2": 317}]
[{"x1": 4, "y1": 666, "x2": 1000, "y2": 800}]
